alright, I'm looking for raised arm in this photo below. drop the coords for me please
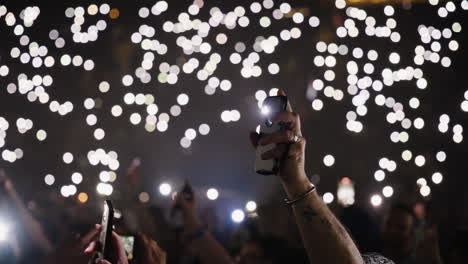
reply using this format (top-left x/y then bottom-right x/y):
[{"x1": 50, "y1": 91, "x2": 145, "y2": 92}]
[
  {"x1": 177, "y1": 191, "x2": 234, "y2": 264},
  {"x1": 252, "y1": 91, "x2": 363, "y2": 264},
  {"x1": 0, "y1": 170, "x2": 53, "y2": 255}
]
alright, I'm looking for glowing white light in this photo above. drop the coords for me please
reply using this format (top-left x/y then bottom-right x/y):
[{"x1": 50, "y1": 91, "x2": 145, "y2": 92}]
[
  {"x1": 436, "y1": 151, "x2": 446, "y2": 162},
  {"x1": 323, "y1": 192, "x2": 334, "y2": 204},
  {"x1": 94, "y1": 128, "x2": 105, "y2": 140},
  {"x1": 44, "y1": 174, "x2": 55, "y2": 185},
  {"x1": 206, "y1": 188, "x2": 219, "y2": 200},
  {"x1": 231, "y1": 209, "x2": 245, "y2": 223},
  {"x1": 0, "y1": 221, "x2": 9, "y2": 241},
  {"x1": 245, "y1": 201, "x2": 257, "y2": 212},
  {"x1": 198, "y1": 124, "x2": 210, "y2": 135},
  {"x1": 417, "y1": 178, "x2": 427, "y2": 187},
  {"x1": 370, "y1": 194, "x2": 382, "y2": 207},
  {"x1": 312, "y1": 99, "x2": 324, "y2": 111},
  {"x1": 71, "y1": 172, "x2": 83, "y2": 184},
  {"x1": 323, "y1": 155, "x2": 335, "y2": 167},
  {"x1": 374, "y1": 170, "x2": 385, "y2": 182},
  {"x1": 36, "y1": 129, "x2": 47, "y2": 141},
  {"x1": 177, "y1": 94, "x2": 189, "y2": 106},
  {"x1": 63, "y1": 152, "x2": 74, "y2": 164},
  {"x1": 382, "y1": 186, "x2": 394, "y2": 198},
  {"x1": 159, "y1": 183, "x2": 172, "y2": 196},
  {"x1": 432, "y1": 172, "x2": 443, "y2": 184},
  {"x1": 415, "y1": 155, "x2": 426, "y2": 167},
  {"x1": 420, "y1": 185, "x2": 431, "y2": 197}
]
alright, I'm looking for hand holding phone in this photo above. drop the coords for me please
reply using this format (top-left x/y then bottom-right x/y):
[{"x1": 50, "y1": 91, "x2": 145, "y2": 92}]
[
  {"x1": 97, "y1": 200, "x2": 114, "y2": 261},
  {"x1": 255, "y1": 96, "x2": 288, "y2": 175}
]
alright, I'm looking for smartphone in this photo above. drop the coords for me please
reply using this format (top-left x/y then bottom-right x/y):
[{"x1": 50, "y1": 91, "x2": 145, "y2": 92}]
[
  {"x1": 120, "y1": 235, "x2": 135, "y2": 260},
  {"x1": 98, "y1": 200, "x2": 114, "y2": 261},
  {"x1": 255, "y1": 96, "x2": 288, "y2": 175}
]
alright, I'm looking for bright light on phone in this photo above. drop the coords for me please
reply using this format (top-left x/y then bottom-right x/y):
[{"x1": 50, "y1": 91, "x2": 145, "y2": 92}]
[
  {"x1": 0, "y1": 221, "x2": 9, "y2": 241},
  {"x1": 261, "y1": 106, "x2": 270, "y2": 115}
]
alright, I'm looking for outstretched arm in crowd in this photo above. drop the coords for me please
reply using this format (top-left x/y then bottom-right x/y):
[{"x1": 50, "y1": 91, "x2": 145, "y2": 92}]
[
  {"x1": 0, "y1": 169, "x2": 53, "y2": 255},
  {"x1": 251, "y1": 90, "x2": 363, "y2": 264},
  {"x1": 177, "y1": 192, "x2": 234, "y2": 264}
]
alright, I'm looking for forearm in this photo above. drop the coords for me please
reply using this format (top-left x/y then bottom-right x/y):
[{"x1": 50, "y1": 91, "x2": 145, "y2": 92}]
[
  {"x1": 8, "y1": 190, "x2": 53, "y2": 253},
  {"x1": 184, "y1": 213, "x2": 234, "y2": 264},
  {"x1": 193, "y1": 233, "x2": 234, "y2": 264},
  {"x1": 282, "y1": 175, "x2": 363, "y2": 264}
]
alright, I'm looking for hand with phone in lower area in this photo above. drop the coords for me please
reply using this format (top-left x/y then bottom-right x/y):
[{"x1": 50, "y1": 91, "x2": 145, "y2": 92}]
[{"x1": 84, "y1": 225, "x2": 128, "y2": 264}]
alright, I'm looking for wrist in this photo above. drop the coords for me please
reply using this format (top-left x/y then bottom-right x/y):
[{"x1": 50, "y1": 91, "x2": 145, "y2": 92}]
[
  {"x1": 280, "y1": 173, "x2": 313, "y2": 199},
  {"x1": 184, "y1": 211, "x2": 203, "y2": 232}
]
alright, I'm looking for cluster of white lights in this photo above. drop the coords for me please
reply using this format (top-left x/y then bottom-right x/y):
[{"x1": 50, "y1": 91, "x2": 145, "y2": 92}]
[
  {"x1": 96, "y1": 182, "x2": 113, "y2": 196},
  {"x1": 378, "y1": 157, "x2": 397, "y2": 172},
  {"x1": 220, "y1": 110, "x2": 241, "y2": 123},
  {"x1": 16, "y1": 118, "x2": 33, "y2": 134},
  {"x1": 65, "y1": 4, "x2": 110, "y2": 44},
  {"x1": 1, "y1": 149, "x2": 23, "y2": 163},
  {"x1": 0, "y1": 0, "x2": 466, "y2": 202},
  {"x1": 461, "y1": 91, "x2": 468, "y2": 112},
  {"x1": 60, "y1": 184, "x2": 77, "y2": 197},
  {"x1": 87, "y1": 148, "x2": 120, "y2": 171}
]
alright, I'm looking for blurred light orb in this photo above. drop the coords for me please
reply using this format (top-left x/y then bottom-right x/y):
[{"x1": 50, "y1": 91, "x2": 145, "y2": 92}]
[
  {"x1": 374, "y1": 170, "x2": 385, "y2": 182},
  {"x1": 206, "y1": 188, "x2": 219, "y2": 200},
  {"x1": 199, "y1": 124, "x2": 210, "y2": 135},
  {"x1": 371, "y1": 194, "x2": 382, "y2": 207},
  {"x1": 139, "y1": 192, "x2": 150, "y2": 203},
  {"x1": 245, "y1": 201, "x2": 257, "y2": 212},
  {"x1": 323, "y1": 155, "x2": 335, "y2": 167},
  {"x1": 323, "y1": 192, "x2": 334, "y2": 204},
  {"x1": 0, "y1": 222, "x2": 8, "y2": 241},
  {"x1": 436, "y1": 151, "x2": 446, "y2": 162},
  {"x1": 382, "y1": 186, "x2": 394, "y2": 198},
  {"x1": 402, "y1": 150, "x2": 412, "y2": 161},
  {"x1": 36, "y1": 129, "x2": 47, "y2": 141},
  {"x1": 417, "y1": 177, "x2": 428, "y2": 187},
  {"x1": 159, "y1": 183, "x2": 172, "y2": 196},
  {"x1": 420, "y1": 185, "x2": 431, "y2": 197},
  {"x1": 44, "y1": 174, "x2": 55, "y2": 186},
  {"x1": 231, "y1": 209, "x2": 245, "y2": 223},
  {"x1": 77, "y1": 192, "x2": 88, "y2": 203},
  {"x1": 415, "y1": 155, "x2": 426, "y2": 167},
  {"x1": 177, "y1": 93, "x2": 189, "y2": 106},
  {"x1": 432, "y1": 172, "x2": 443, "y2": 184},
  {"x1": 63, "y1": 152, "x2": 74, "y2": 164},
  {"x1": 71, "y1": 172, "x2": 83, "y2": 184}
]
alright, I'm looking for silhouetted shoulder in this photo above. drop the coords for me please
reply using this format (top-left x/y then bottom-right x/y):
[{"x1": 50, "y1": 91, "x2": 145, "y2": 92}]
[{"x1": 362, "y1": 253, "x2": 395, "y2": 264}]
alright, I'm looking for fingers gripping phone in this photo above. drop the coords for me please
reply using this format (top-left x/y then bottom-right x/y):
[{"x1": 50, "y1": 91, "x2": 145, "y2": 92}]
[
  {"x1": 98, "y1": 200, "x2": 114, "y2": 261},
  {"x1": 255, "y1": 96, "x2": 288, "y2": 175}
]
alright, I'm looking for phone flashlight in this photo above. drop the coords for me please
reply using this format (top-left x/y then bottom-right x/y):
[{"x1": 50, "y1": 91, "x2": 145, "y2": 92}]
[{"x1": 255, "y1": 96, "x2": 288, "y2": 175}]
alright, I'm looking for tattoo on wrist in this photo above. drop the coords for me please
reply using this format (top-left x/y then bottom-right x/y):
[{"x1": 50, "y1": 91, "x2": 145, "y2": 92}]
[{"x1": 301, "y1": 206, "x2": 332, "y2": 229}]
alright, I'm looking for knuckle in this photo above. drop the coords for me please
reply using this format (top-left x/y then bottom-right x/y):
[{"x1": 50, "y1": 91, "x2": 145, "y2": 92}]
[{"x1": 285, "y1": 130, "x2": 294, "y2": 141}]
